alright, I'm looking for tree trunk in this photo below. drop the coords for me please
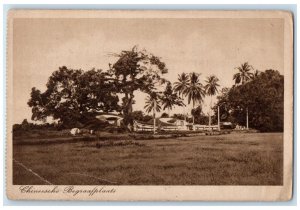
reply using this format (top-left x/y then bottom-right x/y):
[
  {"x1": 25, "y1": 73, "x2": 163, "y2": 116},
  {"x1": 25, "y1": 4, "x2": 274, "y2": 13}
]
[
  {"x1": 153, "y1": 100, "x2": 156, "y2": 134},
  {"x1": 218, "y1": 105, "x2": 220, "y2": 131},
  {"x1": 209, "y1": 95, "x2": 212, "y2": 127},
  {"x1": 123, "y1": 92, "x2": 134, "y2": 132},
  {"x1": 192, "y1": 101, "x2": 195, "y2": 131},
  {"x1": 246, "y1": 107, "x2": 249, "y2": 129}
]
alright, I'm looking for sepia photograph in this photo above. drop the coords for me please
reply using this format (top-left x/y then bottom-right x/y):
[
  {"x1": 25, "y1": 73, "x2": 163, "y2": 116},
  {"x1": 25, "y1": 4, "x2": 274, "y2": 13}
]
[{"x1": 6, "y1": 10, "x2": 293, "y2": 201}]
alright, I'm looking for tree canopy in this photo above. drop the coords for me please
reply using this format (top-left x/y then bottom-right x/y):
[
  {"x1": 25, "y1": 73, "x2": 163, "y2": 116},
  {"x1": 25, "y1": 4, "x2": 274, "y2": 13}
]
[
  {"x1": 26, "y1": 47, "x2": 284, "y2": 133},
  {"x1": 28, "y1": 66, "x2": 120, "y2": 127},
  {"x1": 174, "y1": 73, "x2": 190, "y2": 96},
  {"x1": 214, "y1": 69, "x2": 284, "y2": 132},
  {"x1": 109, "y1": 46, "x2": 169, "y2": 129},
  {"x1": 205, "y1": 75, "x2": 220, "y2": 96},
  {"x1": 233, "y1": 62, "x2": 254, "y2": 85}
]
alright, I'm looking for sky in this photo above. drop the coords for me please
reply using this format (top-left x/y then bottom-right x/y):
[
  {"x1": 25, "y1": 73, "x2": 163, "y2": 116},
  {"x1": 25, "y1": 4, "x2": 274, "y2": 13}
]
[{"x1": 13, "y1": 18, "x2": 284, "y2": 124}]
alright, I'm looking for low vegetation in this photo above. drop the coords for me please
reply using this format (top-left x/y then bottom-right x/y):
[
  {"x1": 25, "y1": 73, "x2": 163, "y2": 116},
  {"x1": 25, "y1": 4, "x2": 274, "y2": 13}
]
[
  {"x1": 13, "y1": 127, "x2": 240, "y2": 145},
  {"x1": 13, "y1": 133, "x2": 283, "y2": 185},
  {"x1": 95, "y1": 140, "x2": 144, "y2": 148}
]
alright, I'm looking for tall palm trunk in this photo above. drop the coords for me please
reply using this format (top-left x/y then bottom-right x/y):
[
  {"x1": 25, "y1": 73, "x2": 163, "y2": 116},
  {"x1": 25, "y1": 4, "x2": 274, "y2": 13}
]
[
  {"x1": 192, "y1": 101, "x2": 195, "y2": 131},
  {"x1": 183, "y1": 97, "x2": 187, "y2": 122},
  {"x1": 153, "y1": 100, "x2": 156, "y2": 134},
  {"x1": 208, "y1": 95, "x2": 212, "y2": 127},
  {"x1": 246, "y1": 107, "x2": 249, "y2": 129},
  {"x1": 217, "y1": 105, "x2": 220, "y2": 131}
]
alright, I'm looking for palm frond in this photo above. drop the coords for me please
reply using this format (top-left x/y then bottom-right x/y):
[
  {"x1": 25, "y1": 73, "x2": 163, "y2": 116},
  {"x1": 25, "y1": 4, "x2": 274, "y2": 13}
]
[
  {"x1": 184, "y1": 72, "x2": 205, "y2": 106},
  {"x1": 205, "y1": 75, "x2": 220, "y2": 96}
]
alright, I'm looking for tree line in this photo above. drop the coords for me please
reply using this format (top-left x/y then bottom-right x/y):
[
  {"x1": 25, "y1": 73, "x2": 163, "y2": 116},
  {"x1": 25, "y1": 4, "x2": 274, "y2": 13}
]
[
  {"x1": 25, "y1": 46, "x2": 283, "y2": 132},
  {"x1": 213, "y1": 65, "x2": 283, "y2": 132}
]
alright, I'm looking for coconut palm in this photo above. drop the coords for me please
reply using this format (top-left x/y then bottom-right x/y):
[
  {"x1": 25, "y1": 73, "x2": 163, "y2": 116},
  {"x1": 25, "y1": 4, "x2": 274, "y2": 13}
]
[
  {"x1": 174, "y1": 73, "x2": 190, "y2": 120},
  {"x1": 233, "y1": 62, "x2": 254, "y2": 85},
  {"x1": 233, "y1": 62, "x2": 254, "y2": 129},
  {"x1": 174, "y1": 73, "x2": 190, "y2": 95},
  {"x1": 144, "y1": 92, "x2": 161, "y2": 134},
  {"x1": 205, "y1": 75, "x2": 220, "y2": 127},
  {"x1": 161, "y1": 82, "x2": 184, "y2": 115},
  {"x1": 184, "y1": 72, "x2": 205, "y2": 129}
]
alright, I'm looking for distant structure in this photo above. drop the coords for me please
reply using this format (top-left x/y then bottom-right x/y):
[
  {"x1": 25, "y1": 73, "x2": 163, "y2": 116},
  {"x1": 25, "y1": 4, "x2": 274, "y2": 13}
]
[
  {"x1": 96, "y1": 113, "x2": 123, "y2": 127},
  {"x1": 134, "y1": 117, "x2": 218, "y2": 132},
  {"x1": 92, "y1": 113, "x2": 220, "y2": 132}
]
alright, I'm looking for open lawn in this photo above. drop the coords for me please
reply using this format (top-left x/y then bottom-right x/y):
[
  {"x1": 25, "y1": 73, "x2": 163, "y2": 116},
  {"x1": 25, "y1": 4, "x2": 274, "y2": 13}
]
[{"x1": 13, "y1": 132, "x2": 283, "y2": 185}]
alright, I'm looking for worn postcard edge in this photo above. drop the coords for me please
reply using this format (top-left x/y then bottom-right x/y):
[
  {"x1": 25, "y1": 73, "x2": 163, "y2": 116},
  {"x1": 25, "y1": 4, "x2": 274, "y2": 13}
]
[{"x1": 5, "y1": 10, "x2": 294, "y2": 201}]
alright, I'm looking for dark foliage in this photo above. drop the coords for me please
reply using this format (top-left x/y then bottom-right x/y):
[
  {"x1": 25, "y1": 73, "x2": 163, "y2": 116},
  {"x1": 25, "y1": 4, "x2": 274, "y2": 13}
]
[
  {"x1": 191, "y1": 105, "x2": 209, "y2": 125},
  {"x1": 161, "y1": 82, "x2": 184, "y2": 111},
  {"x1": 27, "y1": 66, "x2": 120, "y2": 128},
  {"x1": 131, "y1": 110, "x2": 153, "y2": 122},
  {"x1": 214, "y1": 69, "x2": 284, "y2": 132},
  {"x1": 109, "y1": 46, "x2": 168, "y2": 130},
  {"x1": 171, "y1": 114, "x2": 185, "y2": 120},
  {"x1": 13, "y1": 119, "x2": 59, "y2": 132},
  {"x1": 161, "y1": 113, "x2": 169, "y2": 118}
]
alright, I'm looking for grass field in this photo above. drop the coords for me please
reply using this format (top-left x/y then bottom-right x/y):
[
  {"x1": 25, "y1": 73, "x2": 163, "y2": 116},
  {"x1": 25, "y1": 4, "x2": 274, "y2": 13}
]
[{"x1": 13, "y1": 132, "x2": 283, "y2": 185}]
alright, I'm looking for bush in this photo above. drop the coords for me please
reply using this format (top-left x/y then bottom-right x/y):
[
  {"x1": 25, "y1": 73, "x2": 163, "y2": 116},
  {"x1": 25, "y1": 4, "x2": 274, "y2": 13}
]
[{"x1": 13, "y1": 120, "x2": 58, "y2": 132}]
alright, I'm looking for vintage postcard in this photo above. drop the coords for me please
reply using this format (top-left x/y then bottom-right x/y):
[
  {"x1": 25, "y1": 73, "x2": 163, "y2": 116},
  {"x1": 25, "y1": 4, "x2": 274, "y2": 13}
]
[{"x1": 6, "y1": 10, "x2": 293, "y2": 201}]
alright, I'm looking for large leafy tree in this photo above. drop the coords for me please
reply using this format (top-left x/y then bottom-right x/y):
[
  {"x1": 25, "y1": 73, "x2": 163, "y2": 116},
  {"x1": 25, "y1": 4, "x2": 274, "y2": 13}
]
[
  {"x1": 205, "y1": 75, "x2": 220, "y2": 126},
  {"x1": 251, "y1": 69, "x2": 261, "y2": 80},
  {"x1": 212, "y1": 87, "x2": 232, "y2": 122},
  {"x1": 233, "y1": 62, "x2": 254, "y2": 85},
  {"x1": 76, "y1": 68, "x2": 120, "y2": 114},
  {"x1": 215, "y1": 69, "x2": 284, "y2": 132},
  {"x1": 28, "y1": 66, "x2": 120, "y2": 127},
  {"x1": 184, "y1": 72, "x2": 205, "y2": 129},
  {"x1": 109, "y1": 46, "x2": 168, "y2": 130},
  {"x1": 191, "y1": 105, "x2": 209, "y2": 125}
]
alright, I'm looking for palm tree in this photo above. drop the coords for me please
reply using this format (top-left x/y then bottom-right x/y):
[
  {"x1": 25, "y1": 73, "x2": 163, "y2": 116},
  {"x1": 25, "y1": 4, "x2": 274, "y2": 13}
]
[
  {"x1": 233, "y1": 62, "x2": 253, "y2": 129},
  {"x1": 161, "y1": 82, "x2": 184, "y2": 115},
  {"x1": 174, "y1": 73, "x2": 190, "y2": 121},
  {"x1": 174, "y1": 73, "x2": 190, "y2": 95},
  {"x1": 233, "y1": 62, "x2": 254, "y2": 85},
  {"x1": 184, "y1": 72, "x2": 205, "y2": 130},
  {"x1": 205, "y1": 75, "x2": 220, "y2": 127},
  {"x1": 144, "y1": 92, "x2": 161, "y2": 134}
]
